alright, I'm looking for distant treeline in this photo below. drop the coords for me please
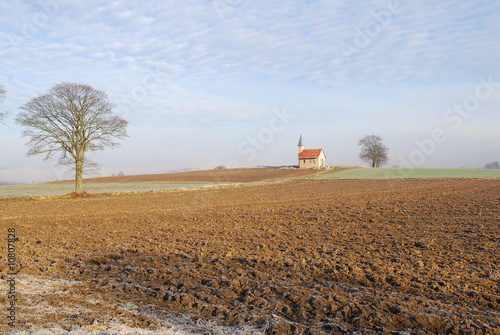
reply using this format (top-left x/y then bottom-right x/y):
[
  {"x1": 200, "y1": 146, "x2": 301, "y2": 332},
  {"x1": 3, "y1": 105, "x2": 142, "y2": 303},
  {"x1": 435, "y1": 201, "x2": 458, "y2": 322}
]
[{"x1": 484, "y1": 161, "x2": 500, "y2": 169}]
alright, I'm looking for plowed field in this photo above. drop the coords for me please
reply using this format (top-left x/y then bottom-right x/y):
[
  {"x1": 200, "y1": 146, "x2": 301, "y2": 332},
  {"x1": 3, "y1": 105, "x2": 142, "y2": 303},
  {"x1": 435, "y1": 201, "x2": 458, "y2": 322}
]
[
  {"x1": 1, "y1": 179, "x2": 499, "y2": 334},
  {"x1": 82, "y1": 168, "x2": 320, "y2": 183}
]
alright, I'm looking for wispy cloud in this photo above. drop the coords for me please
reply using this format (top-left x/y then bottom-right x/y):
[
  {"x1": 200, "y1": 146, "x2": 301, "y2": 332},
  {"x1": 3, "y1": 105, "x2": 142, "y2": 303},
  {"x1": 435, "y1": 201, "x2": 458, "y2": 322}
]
[{"x1": 3, "y1": 1, "x2": 499, "y2": 94}]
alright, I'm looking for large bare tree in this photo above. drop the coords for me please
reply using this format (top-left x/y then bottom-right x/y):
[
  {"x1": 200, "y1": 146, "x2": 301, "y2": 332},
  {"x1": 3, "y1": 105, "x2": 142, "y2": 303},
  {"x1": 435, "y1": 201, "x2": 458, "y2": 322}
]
[
  {"x1": 358, "y1": 134, "x2": 389, "y2": 168},
  {"x1": 16, "y1": 82, "x2": 128, "y2": 194}
]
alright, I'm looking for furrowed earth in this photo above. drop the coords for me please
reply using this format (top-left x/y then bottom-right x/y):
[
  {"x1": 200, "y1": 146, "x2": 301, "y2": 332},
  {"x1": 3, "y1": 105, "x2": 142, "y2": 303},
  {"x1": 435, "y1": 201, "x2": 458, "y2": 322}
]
[{"x1": 0, "y1": 172, "x2": 499, "y2": 334}]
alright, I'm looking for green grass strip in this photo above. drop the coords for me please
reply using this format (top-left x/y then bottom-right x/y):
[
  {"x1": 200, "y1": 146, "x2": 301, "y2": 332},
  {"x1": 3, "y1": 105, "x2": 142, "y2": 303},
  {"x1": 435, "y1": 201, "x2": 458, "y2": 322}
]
[{"x1": 315, "y1": 168, "x2": 500, "y2": 180}]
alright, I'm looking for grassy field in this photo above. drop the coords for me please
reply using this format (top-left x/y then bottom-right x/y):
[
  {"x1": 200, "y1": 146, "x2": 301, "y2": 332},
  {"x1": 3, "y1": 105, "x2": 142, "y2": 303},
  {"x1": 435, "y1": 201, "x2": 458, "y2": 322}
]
[
  {"x1": 0, "y1": 181, "x2": 223, "y2": 198},
  {"x1": 316, "y1": 167, "x2": 500, "y2": 179}
]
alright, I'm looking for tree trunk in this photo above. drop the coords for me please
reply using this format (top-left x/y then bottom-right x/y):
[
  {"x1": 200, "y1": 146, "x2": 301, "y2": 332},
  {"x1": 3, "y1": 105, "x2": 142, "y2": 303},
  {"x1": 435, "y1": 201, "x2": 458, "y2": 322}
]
[{"x1": 75, "y1": 153, "x2": 84, "y2": 194}]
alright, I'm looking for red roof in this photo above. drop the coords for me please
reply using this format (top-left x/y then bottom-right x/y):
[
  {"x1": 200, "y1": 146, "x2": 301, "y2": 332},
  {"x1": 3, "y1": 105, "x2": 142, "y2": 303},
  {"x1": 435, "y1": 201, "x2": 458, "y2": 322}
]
[{"x1": 299, "y1": 149, "x2": 324, "y2": 159}]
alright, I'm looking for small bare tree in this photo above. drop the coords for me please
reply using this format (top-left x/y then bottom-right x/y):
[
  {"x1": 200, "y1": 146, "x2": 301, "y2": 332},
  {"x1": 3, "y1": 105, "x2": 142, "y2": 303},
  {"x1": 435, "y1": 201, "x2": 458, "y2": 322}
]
[
  {"x1": 358, "y1": 134, "x2": 389, "y2": 168},
  {"x1": 16, "y1": 82, "x2": 128, "y2": 194}
]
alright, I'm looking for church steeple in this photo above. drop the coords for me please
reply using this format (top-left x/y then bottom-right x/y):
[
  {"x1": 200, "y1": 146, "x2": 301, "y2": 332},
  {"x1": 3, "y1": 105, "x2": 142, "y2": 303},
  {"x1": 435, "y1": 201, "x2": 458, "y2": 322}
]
[{"x1": 298, "y1": 134, "x2": 305, "y2": 153}]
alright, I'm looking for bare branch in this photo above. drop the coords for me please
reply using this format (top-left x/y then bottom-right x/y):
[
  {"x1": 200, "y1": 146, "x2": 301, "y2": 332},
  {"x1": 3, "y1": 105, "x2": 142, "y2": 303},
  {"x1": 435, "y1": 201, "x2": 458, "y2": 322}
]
[{"x1": 0, "y1": 83, "x2": 7, "y2": 124}]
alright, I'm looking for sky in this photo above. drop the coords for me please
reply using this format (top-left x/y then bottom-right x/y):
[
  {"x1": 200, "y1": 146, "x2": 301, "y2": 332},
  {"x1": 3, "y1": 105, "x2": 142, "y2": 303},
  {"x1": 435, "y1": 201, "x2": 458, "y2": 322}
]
[{"x1": 1, "y1": 0, "x2": 499, "y2": 183}]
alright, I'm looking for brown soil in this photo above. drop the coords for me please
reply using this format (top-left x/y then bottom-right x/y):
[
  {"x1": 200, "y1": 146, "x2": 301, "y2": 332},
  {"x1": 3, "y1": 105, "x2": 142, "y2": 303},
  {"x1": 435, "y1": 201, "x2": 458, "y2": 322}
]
[
  {"x1": 1, "y1": 179, "x2": 499, "y2": 334},
  {"x1": 81, "y1": 167, "x2": 322, "y2": 183}
]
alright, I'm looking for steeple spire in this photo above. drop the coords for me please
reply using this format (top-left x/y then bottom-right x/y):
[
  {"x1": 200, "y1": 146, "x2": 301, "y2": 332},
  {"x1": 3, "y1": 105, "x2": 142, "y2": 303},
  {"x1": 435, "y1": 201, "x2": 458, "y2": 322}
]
[{"x1": 298, "y1": 134, "x2": 305, "y2": 153}]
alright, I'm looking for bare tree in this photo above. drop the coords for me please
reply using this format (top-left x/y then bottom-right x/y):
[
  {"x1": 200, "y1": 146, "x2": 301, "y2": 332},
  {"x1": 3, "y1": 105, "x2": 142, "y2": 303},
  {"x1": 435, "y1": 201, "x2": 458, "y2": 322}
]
[
  {"x1": 358, "y1": 134, "x2": 389, "y2": 168},
  {"x1": 16, "y1": 82, "x2": 128, "y2": 194},
  {"x1": 484, "y1": 161, "x2": 500, "y2": 169}
]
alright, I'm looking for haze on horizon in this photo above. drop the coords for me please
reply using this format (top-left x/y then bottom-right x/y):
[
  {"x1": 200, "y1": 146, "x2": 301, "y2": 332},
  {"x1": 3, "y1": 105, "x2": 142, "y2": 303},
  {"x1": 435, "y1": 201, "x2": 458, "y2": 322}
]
[{"x1": 1, "y1": 0, "x2": 499, "y2": 184}]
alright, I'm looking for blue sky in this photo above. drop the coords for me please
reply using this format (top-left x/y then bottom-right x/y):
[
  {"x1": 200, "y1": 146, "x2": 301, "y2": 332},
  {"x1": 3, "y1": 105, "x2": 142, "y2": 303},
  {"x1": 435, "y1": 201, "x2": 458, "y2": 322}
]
[{"x1": 1, "y1": 0, "x2": 500, "y2": 183}]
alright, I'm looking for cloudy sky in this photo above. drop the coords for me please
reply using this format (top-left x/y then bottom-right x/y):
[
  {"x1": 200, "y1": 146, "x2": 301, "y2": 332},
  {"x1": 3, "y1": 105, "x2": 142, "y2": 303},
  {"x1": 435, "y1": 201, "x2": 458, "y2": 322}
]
[{"x1": 1, "y1": 0, "x2": 499, "y2": 183}]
